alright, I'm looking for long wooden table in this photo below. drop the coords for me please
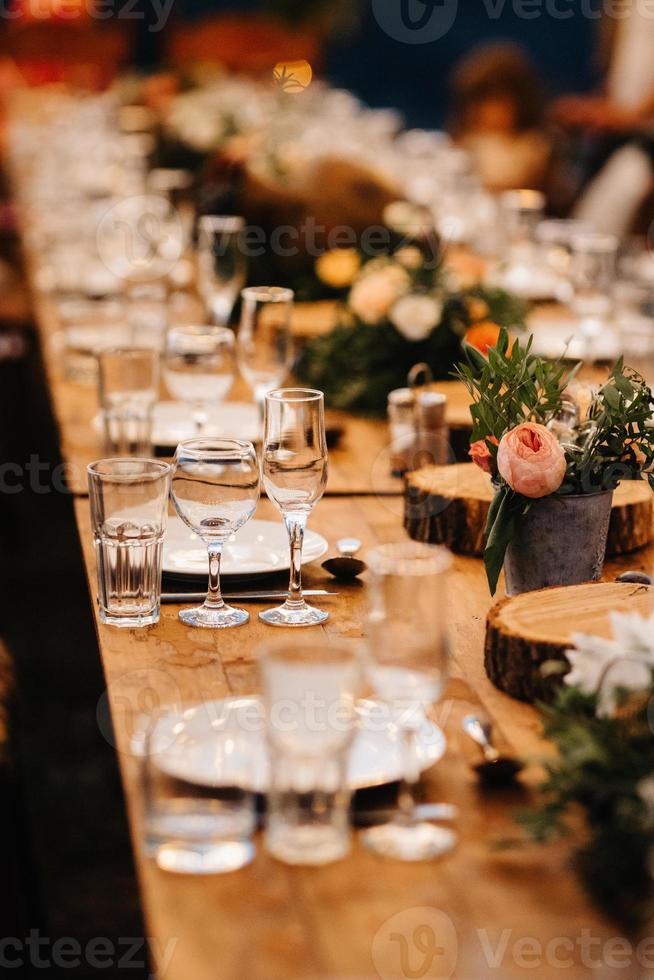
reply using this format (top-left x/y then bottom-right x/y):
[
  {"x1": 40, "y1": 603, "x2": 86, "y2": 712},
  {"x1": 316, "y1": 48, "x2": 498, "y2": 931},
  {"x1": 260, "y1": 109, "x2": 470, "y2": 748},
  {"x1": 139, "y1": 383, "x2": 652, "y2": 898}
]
[
  {"x1": 28, "y1": 281, "x2": 475, "y2": 498},
  {"x1": 29, "y1": 268, "x2": 650, "y2": 978}
]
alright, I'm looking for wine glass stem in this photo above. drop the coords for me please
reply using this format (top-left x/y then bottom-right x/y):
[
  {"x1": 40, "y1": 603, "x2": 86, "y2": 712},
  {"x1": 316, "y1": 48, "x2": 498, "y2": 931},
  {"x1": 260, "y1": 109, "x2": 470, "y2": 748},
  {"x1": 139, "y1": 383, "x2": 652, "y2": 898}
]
[
  {"x1": 193, "y1": 403, "x2": 207, "y2": 434},
  {"x1": 205, "y1": 541, "x2": 225, "y2": 610},
  {"x1": 284, "y1": 515, "x2": 307, "y2": 608},
  {"x1": 397, "y1": 725, "x2": 420, "y2": 826}
]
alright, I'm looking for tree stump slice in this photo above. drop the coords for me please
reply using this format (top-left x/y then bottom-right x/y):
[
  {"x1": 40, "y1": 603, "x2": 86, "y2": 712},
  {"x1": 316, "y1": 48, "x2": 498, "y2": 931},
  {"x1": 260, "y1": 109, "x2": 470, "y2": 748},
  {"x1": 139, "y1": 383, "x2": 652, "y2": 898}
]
[
  {"x1": 485, "y1": 582, "x2": 653, "y2": 702},
  {"x1": 404, "y1": 463, "x2": 652, "y2": 558}
]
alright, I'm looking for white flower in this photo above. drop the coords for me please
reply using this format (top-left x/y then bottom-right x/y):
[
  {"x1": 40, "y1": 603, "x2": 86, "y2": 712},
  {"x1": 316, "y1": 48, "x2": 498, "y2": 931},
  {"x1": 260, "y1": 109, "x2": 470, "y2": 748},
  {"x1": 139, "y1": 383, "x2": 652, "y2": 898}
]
[
  {"x1": 348, "y1": 265, "x2": 409, "y2": 325},
  {"x1": 389, "y1": 293, "x2": 443, "y2": 341},
  {"x1": 565, "y1": 611, "x2": 654, "y2": 716}
]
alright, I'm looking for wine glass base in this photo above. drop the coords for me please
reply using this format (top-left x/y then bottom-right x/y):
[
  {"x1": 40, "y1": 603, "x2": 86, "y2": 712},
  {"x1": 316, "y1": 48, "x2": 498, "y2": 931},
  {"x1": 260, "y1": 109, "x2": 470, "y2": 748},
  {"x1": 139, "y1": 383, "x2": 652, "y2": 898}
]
[
  {"x1": 178, "y1": 604, "x2": 249, "y2": 629},
  {"x1": 259, "y1": 602, "x2": 329, "y2": 628},
  {"x1": 361, "y1": 821, "x2": 456, "y2": 861}
]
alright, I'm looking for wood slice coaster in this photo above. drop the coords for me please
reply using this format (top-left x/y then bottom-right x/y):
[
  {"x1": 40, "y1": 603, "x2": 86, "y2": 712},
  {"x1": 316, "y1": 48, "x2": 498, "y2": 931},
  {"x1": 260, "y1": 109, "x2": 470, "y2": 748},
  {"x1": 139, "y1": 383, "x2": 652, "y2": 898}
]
[
  {"x1": 485, "y1": 582, "x2": 653, "y2": 702},
  {"x1": 405, "y1": 463, "x2": 653, "y2": 558}
]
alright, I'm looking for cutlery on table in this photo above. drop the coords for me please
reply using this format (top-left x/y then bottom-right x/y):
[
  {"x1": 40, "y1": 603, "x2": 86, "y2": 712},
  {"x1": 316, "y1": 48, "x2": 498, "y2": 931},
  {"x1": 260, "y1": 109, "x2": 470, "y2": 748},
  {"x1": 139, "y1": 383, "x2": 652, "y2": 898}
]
[
  {"x1": 162, "y1": 589, "x2": 338, "y2": 603},
  {"x1": 322, "y1": 537, "x2": 368, "y2": 580},
  {"x1": 462, "y1": 714, "x2": 524, "y2": 786}
]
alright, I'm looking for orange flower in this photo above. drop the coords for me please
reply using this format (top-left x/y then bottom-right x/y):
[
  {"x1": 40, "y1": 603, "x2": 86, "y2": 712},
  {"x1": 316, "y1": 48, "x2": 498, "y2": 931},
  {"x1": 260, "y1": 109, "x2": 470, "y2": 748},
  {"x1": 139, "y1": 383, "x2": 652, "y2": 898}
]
[
  {"x1": 469, "y1": 437, "x2": 498, "y2": 475},
  {"x1": 464, "y1": 321, "x2": 506, "y2": 356},
  {"x1": 497, "y1": 422, "x2": 566, "y2": 498}
]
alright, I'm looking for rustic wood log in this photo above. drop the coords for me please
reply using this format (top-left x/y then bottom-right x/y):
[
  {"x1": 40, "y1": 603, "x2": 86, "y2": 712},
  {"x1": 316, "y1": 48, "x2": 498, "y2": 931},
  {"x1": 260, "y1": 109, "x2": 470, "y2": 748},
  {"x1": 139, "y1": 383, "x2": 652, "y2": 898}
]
[
  {"x1": 485, "y1": 582, "x2": 653, "y2": 702},
  {"x1": 405, "y1": 463, "x2": 653, "y2": 558}
]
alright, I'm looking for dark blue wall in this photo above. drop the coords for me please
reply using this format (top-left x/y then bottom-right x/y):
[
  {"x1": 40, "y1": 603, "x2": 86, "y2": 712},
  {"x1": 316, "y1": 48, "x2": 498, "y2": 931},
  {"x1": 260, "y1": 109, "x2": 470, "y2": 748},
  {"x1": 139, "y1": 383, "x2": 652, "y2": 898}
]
[{"x1": 169, "y1": 1, "x2": 599, "y2": 127}]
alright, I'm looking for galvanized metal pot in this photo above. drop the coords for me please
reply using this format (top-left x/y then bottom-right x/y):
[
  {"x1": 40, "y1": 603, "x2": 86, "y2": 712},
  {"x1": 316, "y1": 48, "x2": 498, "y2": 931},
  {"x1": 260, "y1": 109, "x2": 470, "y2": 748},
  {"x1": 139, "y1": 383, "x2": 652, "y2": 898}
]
[{"x1": 503, "y1": 491, "x2": 613, "y2": 596}]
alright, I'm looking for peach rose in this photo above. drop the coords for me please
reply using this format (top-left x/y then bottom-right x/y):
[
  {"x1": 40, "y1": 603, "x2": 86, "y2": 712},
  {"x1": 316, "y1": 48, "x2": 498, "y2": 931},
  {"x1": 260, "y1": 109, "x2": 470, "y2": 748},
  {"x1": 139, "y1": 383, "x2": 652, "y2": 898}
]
[
  {"x1": 497, "y1": 422, "x2": 566, "y2": 498},
  {"x1": 469, "y1": 437, "x2": 498, "y2": 475}
]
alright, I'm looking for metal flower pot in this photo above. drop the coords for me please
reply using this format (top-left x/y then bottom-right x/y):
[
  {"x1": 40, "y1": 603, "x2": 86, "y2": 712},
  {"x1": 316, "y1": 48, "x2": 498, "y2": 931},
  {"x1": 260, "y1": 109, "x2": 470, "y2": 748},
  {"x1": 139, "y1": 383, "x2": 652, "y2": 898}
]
[{"x1": 503, "y1": 491, "x2": 614, "y2": 596}]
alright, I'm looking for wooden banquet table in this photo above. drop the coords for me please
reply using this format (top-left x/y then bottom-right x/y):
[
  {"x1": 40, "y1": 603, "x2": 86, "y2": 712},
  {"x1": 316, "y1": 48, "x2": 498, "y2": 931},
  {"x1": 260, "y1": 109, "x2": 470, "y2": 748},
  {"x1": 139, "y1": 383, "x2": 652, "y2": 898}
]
[{"x1": 28, "y1": 278, "x2": 653, "y2": 978}]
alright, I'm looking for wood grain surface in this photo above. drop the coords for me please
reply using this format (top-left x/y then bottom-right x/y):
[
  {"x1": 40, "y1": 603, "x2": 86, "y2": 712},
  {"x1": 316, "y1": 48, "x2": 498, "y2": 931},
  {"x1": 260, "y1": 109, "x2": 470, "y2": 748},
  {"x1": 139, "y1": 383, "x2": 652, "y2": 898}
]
[{"x1": 405, "y1": 463, "x2": 654, "y2": 558}]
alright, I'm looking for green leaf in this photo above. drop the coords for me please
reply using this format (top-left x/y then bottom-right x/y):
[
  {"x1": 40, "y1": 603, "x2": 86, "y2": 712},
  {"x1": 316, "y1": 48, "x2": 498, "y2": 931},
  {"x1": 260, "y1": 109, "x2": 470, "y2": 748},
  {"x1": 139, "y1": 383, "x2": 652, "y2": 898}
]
[{"x1": 484, "y1": 487, "x2": 527, "y2": 595}]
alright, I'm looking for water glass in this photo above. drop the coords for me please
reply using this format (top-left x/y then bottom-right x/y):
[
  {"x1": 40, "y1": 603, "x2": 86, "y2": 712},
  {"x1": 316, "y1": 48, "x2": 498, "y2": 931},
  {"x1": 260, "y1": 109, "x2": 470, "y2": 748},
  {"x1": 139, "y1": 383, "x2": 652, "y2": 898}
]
[
  {"x1": 126, "y1": 278, "x2": 169, "y2": 351},
  {"x1": 163, "y1": 324, "x2": 236, "y2": 433},
  {"x1": 98, "y1": 347, "x2": 159, "y2": 456},
  {"x1": 237, "y1": 286, "x2": 294, "y2": 412},
  {"x1": 170, "y1": 438, "x2": 260, "y2": 628},
  {"x1": 501, "y1": 189, "x2": 545, "y2": 246},
  {"x1": 363, "y1": 542, "x2": 455, "y2": 861},
  {"x1": 259, "y1": 638, "x2": 361, "y2": 865},
  {"x1": 571, "y1": 233, "x2": 618, "y2": 357},
  {"x1": 261, "y1": 388, "x2": 328, "y2": 627},
  {"x1": 616, "y1": 281, "x2": 654, "y2": 387},
  {"x1": 87, "y1": 458, "x2": 171, "y2": 628},
  {"x1": 197, "y1": 215, "x2": 247, "y2": 325},
  {"x1": 141, "y1": 712, "x2": 256, "y2": 874}
]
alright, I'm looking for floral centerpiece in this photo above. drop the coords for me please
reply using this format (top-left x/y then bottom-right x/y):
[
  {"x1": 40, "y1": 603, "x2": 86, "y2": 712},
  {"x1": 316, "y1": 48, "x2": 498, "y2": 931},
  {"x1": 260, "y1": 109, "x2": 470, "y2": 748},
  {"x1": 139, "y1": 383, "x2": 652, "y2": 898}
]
[
  {"x1": 457, "y1": 331, "x2": 654, "y2": 594},
  {"x1": 297, "y1": 244, "x2": 526, "y2": 414},
  {"x1": 517, "y1": 609, "x2": 654, "y2": 932}
]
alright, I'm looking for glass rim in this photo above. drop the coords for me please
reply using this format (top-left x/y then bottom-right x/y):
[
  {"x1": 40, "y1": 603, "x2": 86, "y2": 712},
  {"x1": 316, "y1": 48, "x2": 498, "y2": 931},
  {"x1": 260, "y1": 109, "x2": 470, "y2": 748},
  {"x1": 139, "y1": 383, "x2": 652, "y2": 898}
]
[
  {"x1": 265, "y1": 387, "x2": 323, "y2": 404},
  {"x1": 174, "y1": 437, "x2": 256, "y2": 459},
  {"x1": 87, "y1": 458, "x2": 171, "y2": 482},
  {"x1": 570, "y1": 232, "x2": 619, "y2": 253},
  {"x1": 166, "y1": 324, "x2": 235, "y2": 339},
  {"x1": 241, "y1": 286, "x2": 294, "y2": 304},
  {"x1": 198, "y1": 214, "x2": 245, "y2": 233},
  {"x1": 366, "y1": 542, "x2": 451, "y2": 577},
  {"x1": 97, "y1": 346, "x2": 159, "y2": 361}
]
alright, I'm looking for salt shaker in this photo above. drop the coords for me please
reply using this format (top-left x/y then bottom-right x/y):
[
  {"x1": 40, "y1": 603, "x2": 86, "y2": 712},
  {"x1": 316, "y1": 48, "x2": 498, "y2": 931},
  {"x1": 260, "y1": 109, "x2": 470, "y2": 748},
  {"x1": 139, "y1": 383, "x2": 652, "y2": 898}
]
[{"x1": 387, "y1": 387, "x2": 416, "y2": 476}]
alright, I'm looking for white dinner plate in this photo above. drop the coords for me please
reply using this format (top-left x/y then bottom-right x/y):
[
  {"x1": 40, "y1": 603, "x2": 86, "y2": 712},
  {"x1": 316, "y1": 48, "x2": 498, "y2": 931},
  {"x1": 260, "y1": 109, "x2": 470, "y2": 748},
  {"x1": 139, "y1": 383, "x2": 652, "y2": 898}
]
[
  {"x1": 93, "y1": 400, "x2": 261, "y2": 447},
  {"x1": 163, "y1": 515, "x2": 328, "y2": 579},
  {"x1": 529, "y1": 317, "x2": 620, "y2": 362},
  {"x1": 135, "y1": 696, "x2": 446, "y2": 792}
]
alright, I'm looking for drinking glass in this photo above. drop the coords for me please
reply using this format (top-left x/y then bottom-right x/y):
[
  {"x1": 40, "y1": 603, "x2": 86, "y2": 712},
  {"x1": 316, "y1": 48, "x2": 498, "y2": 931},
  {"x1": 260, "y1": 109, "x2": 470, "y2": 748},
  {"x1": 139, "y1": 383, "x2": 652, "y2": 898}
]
[
  {"x1": 259, "y1": 638, "x2": 361, "y2": 865},
  {"x1": 260, "y1": 388, "x2": 328, "y2": 627},
  {"x1": 87, "y1": 458, "x2": 171, "y2": 628},
  {"x1": 141, "y1": 710, "x2": 256, "y2": 874},
  {"x1": 615, "y1": 280, "x2": 654, "y2": 387},
  {"x1": 98, "y1": 347, "x2": 159, "y2": 456},
  {"x1": 571, "y1": 233, "x2": 618, "y2": 358},
  {"x1": 197, "y1": 215, "x2": 247, "y2": 325},
  {"x1": 126, "y1": 277, "x2": 169, "y2": 351},
  {"x1": 163, "y1": 325, "x2": 236, "y2": 434},
  {"x1": 362, "y1": 542, "x2": 455, "y2": 861},
  {"x1": 237, "y1": 286, "x2": 294, "y2": 413},
  {"x1": 170, "y1": 438, "x2": 260, "y2": 628}
]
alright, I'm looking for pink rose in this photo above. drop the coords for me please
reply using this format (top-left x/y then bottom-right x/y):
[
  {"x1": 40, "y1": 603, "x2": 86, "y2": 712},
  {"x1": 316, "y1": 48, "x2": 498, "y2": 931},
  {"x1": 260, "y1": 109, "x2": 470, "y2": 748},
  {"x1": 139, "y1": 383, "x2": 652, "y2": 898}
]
[
  {"x1": 497, "y1": 422, "x2": 566, "y2": 498},
  {"x1": 469, "y1": 437, "x2": 498, "y2": 475}
]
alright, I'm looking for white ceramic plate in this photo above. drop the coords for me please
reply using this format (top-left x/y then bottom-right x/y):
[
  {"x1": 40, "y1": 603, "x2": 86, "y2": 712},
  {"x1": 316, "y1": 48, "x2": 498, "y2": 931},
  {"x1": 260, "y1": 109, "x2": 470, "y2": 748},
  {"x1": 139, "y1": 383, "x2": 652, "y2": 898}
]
[
  {"x1": 163, "y1": 515, "x2": 328, "y2": 579},
  {"x1": 529, "y1": 316, "x2": 620, "y2": 362},
  {"x1": 93, "y1": 400, "x2": 261, "y2": 447},
  {"x1": 136, "y1": 696, "x2": 446, "y2": 792}
]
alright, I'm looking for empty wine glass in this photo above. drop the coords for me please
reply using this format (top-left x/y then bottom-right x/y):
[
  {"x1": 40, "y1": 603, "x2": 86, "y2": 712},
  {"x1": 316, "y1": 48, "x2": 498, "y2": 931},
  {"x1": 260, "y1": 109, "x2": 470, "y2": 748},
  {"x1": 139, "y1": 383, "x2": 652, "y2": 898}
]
[
  {"x1": 362, "y1": 542, "x2": 455, "y2": 861},
  {"x1": 163, "y1": 324, "x2": 236, "y2": 434},
  {"x1": 260, "y1": 388, "x2": 328, "y2": 627},
  {"x1": 571, "y1": 233, "x2": 618, "y2": 360},
  {"x1": 197, "y1": 215, "x2": 247, "y2": 326},
  {"x1": 170, "y1": 438, "x2": 260, "y2": 628},
  {"x1": 237, "y1": 287, "x2": 294, "y2": 414}
]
